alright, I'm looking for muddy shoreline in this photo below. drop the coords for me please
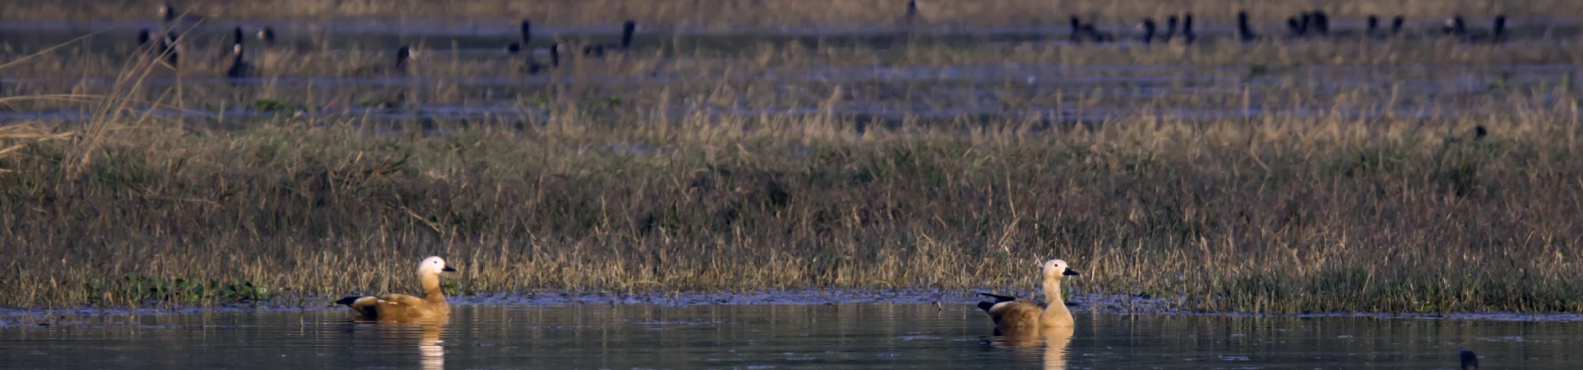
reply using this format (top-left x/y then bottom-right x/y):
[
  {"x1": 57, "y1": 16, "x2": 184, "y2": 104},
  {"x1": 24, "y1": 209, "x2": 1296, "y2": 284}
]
[{"x1": 4, "y1": 290, "x2": 1581, "y2": 328}]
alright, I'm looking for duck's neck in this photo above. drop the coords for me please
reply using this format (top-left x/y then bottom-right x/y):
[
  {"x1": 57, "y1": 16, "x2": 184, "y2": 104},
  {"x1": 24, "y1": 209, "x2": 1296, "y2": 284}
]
[
  {"x1": 421, "y1": 273, "x2": 447, "y2": 304},
  {"x1": 1041, "y1": 276, "x2": 1072, "y2": 325}
]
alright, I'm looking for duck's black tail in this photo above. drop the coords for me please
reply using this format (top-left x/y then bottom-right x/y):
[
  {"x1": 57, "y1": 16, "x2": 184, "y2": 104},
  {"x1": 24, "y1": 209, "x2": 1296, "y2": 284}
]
[
  {"x1": 335, "y1": 296, "x2": 362, "y2": 306},
  {"x1": 976, "y1": 292, "x2": 1018, "y2": 312}
]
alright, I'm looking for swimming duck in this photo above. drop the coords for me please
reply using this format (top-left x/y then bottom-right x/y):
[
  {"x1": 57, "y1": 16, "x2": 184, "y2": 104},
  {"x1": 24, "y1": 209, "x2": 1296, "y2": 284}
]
[
  {"x1": 336, "y1": 256, "x2": 457, "y2": 322},
  {"x1": 977, "y1": 259, "x2": 1080, "y2": 338}
]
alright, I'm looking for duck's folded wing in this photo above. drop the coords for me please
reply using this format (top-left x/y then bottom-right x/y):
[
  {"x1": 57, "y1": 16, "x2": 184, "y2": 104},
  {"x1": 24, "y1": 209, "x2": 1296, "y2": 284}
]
[{"x1": 378, "y1": 293, "x2": 426, "y2": 307}]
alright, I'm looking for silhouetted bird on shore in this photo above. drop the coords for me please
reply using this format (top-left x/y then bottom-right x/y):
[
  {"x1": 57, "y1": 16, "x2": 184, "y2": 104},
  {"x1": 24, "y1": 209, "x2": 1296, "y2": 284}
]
[
  {"x1": 137, "y1": 29, "x2": 152, "y2": 49},
  {"x1": 157, "y1": 3, "x2": 203, "y2": 33},
  {"x1": 1069, "y1": 16, "x2": 1084, "y2": 43},
  {"x1": 1287, "y1": 16, "x2": 1306, "y2": 38},
  {"x1": 506, "y1": 20, "x2": 531, "y2": 54},
  {"x1": 525, "y1": 42, "x2": 560, "y2": 75},
  {"x1": 1307, "y1": 11, "x2": 1330, "y2": 36},
  {"x1": 1492, "y1": 15, "x2": 1507, "y2": 42},
  {"x1": 394, "y1": 45, "x2": 414, "y2": 74},
  {"x1": 1390, "y1": 16, "x2": 1405, "y2": 36},
  {"x1": 225, "y1": 43, "x2": 252, "y2": 81},
  {"x1": 1443, "y1": 15, "x2": 1468, "y2": 37},
  {"x1": 1138, "y1": 18, "x2": 1157, "y2": 44},
  {"x1": 159, "y1": 31, "x2": 180, "y2": 67},
  {"x1": 583, "y1": 20, "x2": 637, "y2": 57},
  {"x1": 1459, "y1": 349, "x2": 1479, "y2": 370},
  {"x1": 256, "y1": 27, "x2": 275, "y2": 47},
  {"x1": 1180, "y1": 13, "x2": 1196, "y2": 43},
  {"x1": 1237, "y1": 11, "x2": 1257, "y2": 42},
  {"x1": 1163, "y1": 15, "x2": 1179, "y2": 42}
]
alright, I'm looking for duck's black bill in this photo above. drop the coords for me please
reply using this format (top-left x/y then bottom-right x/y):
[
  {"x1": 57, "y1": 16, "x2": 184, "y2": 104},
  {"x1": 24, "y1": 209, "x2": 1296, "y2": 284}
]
[
  {"x1": 1064, "y1": 269, "x2": 1080, "y2": 276},
  {"x1": 443, "y1": 266, "x2": 457, "y2": 272}
]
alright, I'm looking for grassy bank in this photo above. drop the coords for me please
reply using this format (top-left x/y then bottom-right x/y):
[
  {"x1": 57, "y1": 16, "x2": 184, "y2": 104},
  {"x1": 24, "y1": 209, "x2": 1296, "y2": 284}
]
[{"x1": 3, "y1": 101, "x2": 1582, "y2": 312}]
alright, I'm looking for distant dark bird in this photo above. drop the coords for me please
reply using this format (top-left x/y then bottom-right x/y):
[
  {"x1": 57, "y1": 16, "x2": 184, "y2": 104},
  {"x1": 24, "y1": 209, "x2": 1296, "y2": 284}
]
[
  {"x1": 905, "y1": 0, "x2": 918, "y2": 21},
  {"x1": 1287, "y1": 16, "x2": 1306, "y2": 38},
  {"x1": 1460, "y1": 349, "x2": 1479, "y2": 370},
  {"x1": 1443, "y1": 15, "x2": 1468, "y2": 37},
  {"x1": 160, "y1": 31, "x2": 180, "y2": 67},
  {"x1": 1069, "y1": 16, "x2": 1084, "y2": 43},
  {"x1": 1390, "y1": 16, "x2": 1405, "y2": 35},
  {"x1": 1366, "y1": 15, "x2": 1382, "y2": 38},
  {"x1": 230, "y1": 27, "x2": 245, "y2": 46},
  {"x1": 620, "y1": 20, "x2": 636, "y2": 49},
  {"x1": 525, "y1": 42, "x2": 560, "y2": 75},
  {"x1": 1180, "y1": 13, "x2": 1196, "y2": 43},
  {"x1": 136, "y1": 28, "x2": 152, "y2": 49},
  {"x1": 1138, "y1": 18, "x2": 1157, "y2": 44},
  {"x1": 1492, "y1": 15, "x2": 1507, "y2": 41},
  {"x1": 256, "y1": 27, "x2": 275, "y2": 46},
  {"x1": 1308, "y1": 10, "x2": 1330, "y2": 36},
  {"x1": 507, "y1": 20, "x2": 531, "y2": 54},
  {"x1": 225, "y1": 43, "x2": 251, "y2": 80},
  {"x1": 582, "y1": 20, "x2": 638, "y2": 57},
  {"x1": 394, "y1": 45, "x2": 414, "y2": 73},
  {"x1": 1237, "y1": 11, "x2": 1257, "y2": 42},
  {"x1": 157, "y1": 2, "x2": 203, "y2": 33},
  {"x1": 1163, "y1": 15, "x2": 1179, "y2": 41},
  {"x1": 1473, "y1": 125, "x2": 1488, "y2": 141},
  {"x1": 158, "y1": 3, "x2": 177, "y2": 25},
  {"x1": 136, "y1": 28, "x2": 171, "y2": 64}
]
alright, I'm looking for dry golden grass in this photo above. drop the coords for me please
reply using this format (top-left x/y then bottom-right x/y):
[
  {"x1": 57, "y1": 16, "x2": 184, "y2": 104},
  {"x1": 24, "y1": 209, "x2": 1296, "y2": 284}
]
[{"x1": 3, "y1": 98, "x2": 1582, "y2": 312}]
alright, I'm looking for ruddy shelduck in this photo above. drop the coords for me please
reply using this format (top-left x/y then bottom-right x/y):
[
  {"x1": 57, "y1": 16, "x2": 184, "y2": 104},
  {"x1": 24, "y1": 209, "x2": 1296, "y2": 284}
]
[
  {"x1": 977, "y1": 259, "x2": 1080, "y2": 338},
  {"x1": 337, "y1": 256, "x2": 456, "y2": 322}
]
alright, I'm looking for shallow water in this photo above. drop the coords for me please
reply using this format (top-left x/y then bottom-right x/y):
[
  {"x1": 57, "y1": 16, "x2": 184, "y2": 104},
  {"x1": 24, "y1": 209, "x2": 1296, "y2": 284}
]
[{"x1": 3, "y1": 304, "x2": 1580, "y2": 369}]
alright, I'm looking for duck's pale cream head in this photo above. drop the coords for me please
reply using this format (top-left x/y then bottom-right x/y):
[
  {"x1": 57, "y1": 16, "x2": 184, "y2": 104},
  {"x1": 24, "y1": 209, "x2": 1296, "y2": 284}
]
[
  {"x1": 418, "y1": 256, "x2": 456, "y2": 275},
  {"x1": 1041, "y1": 259, "x2": 1079, "y2": 278}
]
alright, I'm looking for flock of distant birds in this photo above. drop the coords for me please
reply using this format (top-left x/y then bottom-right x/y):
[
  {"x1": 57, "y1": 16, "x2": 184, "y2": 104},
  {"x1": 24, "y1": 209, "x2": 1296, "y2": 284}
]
[
  {"x1": 133, "y1": 1, "x2": 1515, "y2": 84},
  {"x1": 133, "y1": 3, "x2": 638, "y2": 81},
  {"x1": 899, "y1": 0, "x2": 1513, "y2": 45},
  {"x1": 1059, "y1": 10, "x2": 1509, "y2": 45}
]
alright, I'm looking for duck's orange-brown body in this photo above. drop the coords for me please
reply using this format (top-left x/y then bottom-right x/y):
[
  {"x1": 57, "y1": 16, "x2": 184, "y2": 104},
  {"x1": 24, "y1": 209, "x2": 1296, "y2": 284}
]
[
  {"x1": 338, "y1": 257, "x2": 455, "y2": 322},
  {"x1": 978, "y1": 259, "x2": 1080, "y2": 339}
]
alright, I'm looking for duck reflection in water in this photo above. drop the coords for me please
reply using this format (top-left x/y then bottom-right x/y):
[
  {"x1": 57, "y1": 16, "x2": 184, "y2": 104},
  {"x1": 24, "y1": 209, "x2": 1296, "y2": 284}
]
[
  {"x1": 418, "y1": 321, "x2": 445, "y2": 370},
  {"x1": 986, "y1": 326, "x2": 1072, "y2": 370}
]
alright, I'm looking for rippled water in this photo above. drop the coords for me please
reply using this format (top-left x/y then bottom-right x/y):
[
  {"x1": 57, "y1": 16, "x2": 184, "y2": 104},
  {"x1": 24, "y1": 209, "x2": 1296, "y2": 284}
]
[{"x1": 3, "y1": 304, "x2": 1581, "y2": 369}]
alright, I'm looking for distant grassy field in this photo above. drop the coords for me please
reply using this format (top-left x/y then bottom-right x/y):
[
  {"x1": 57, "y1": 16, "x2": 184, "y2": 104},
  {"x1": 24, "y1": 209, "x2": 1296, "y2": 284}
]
[
  {"x1": 3, "y1": 95, "x2": 1582, "y2": 312},
  {"x1": 7, "y1": 0, "x2": 1579, "y2": 28}
]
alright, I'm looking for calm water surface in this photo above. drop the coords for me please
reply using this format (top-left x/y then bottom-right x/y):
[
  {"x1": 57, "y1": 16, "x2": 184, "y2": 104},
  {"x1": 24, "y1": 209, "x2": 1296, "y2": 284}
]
[{"x1": 2, "y1": 304, "x2": 1580, "y2": 369}]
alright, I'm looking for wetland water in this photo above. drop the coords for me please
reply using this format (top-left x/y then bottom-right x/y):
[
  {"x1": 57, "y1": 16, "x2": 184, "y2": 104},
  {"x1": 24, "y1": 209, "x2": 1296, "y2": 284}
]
[{"x1": 3, "y1": 304, "x2": 1580, "y2": 369}]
